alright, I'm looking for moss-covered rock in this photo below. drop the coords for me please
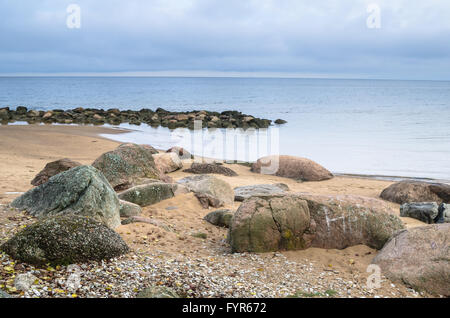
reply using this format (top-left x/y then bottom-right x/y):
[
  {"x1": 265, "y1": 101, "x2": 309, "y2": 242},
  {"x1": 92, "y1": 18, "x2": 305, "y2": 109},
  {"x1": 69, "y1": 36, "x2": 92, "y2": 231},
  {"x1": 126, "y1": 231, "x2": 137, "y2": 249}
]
[
  {"x1": 229, "y1": 195, "x2": 314, "y2": 253},
  {"x1": 0, "y1": 215, "x2": 130, "y2": 266},
  {"x1": 177, "y1": 175, "x2": 234, "y2": 204},
  {"x1": 92, "y1": 143, "x2": 160, "y2": 191},
  {"x1": 11, "y1": 165, "x2": 121, "y2": 229},
  {"x1": 119, "y1": 200, "x2": 142, "y2": 217},
  {"x1": 118, "y1": 183, "x2": 184, "y2": 207}
]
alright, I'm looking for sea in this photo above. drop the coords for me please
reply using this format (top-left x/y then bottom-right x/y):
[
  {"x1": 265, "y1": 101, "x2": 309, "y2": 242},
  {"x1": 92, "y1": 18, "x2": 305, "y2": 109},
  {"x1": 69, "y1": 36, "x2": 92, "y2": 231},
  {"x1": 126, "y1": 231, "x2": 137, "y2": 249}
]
[{"x1": 1, "y1": 76, "x2": 449, "y2": 182}]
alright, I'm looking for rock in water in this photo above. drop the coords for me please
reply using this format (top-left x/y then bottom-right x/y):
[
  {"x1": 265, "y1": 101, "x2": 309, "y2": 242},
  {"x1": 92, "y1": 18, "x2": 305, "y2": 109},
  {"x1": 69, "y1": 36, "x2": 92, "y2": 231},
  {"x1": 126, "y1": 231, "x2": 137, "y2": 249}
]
[
  {"x1": 166, "y1": 147, "x2": 193, "y2": 159},
  {"x1": 251, "y1": 155, "x2": 333, "y2": 181},
  {"x1": 153, "y1": 152, "x2": 183, "y2": 174},
  {"x1": 229, "y1": 195, "x2": 314, "y2": 253},
  {"x1": 372, "y1": 224, "x2": 450, "y2": 296},
  {"x1": 297, "y1": 193, "x2": 404, "y2": 250},
  {"x1": 234, "y1": 183, "x2": 289, "y2": 201},
  {"x1": 11, "y1": 165, "x2": 121, "y2": 229},
  {"x1": 119, "y1": 200, "x2": 142, "y2": 217},
  {"x1": 380, "y1": 181, "x2": 450, "y2": 204},
  {"x1": 400, "y1": 202, "x2": 439, "y2": 224},
  {"x1": 92, "y1": 143, "x2": 160, "y2": 191},
  {"x1": 136, "y1": 286, "x2": 179, "y2": 298},
  {"x1": 0, "y1": 215, "x2": 130, "y2": 266},
  {"x1": 118, "y1": 183, "x2": 186, "y2": 207},
  {"x1": 31, "y1": 158, "x2": 81, "y2": 186},
  {"x1": 204, "y1": 209, "x2": 234, "y2": 228},
  {"x1": 177, "y1": 175, "x2": 234, "y2": 204},
  {"x1": 183, "y1": 163, "x2": 238, "y2": 177}
]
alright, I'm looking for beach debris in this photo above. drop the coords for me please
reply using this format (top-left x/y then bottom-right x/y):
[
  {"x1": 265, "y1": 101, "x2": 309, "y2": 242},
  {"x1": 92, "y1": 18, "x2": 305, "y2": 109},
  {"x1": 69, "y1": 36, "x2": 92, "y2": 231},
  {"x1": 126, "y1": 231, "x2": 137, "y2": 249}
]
[
  {"x1": 204, "y1": 209, "x2": 234, "y2": 228},
  {"x1": 11, "y1": 165, "x2": 121, "y2": 229},
  {"x1": 92, "y1": 143, "x2": 161, "y2": 191},
  {"x1": 153, "y1": 152, "x2": 183, "y2": 174},
  {"x1": 1, "y1": 215, "x2": 130, "y2": 266},
  {"x1": 234, "y1": 183, "x2": 289, "y2": 201},
  {"x1": 251, "y1": 155, "x2": 334, "y2": 181},
  {"x1": 183, "y1": 163, "x2": 238, "y2": 177},
  {"x1": 372, "y1": 223, "x2": 450, "y2": 297},
  {"x1": 136, "y1": 286, "x2": 180, "y2": 298},
  {"x1": 31, "y1": 158, "x2": 81, "y2": 186},
  {"x1": 400, "y1": 202, "x2": 439, "y2": 224},
  {"x1": 177, "y1": 175, "x2": 234, "y2": 205},
  {"x1": 380, "y1": 181, "x2": 450, "y2": 205}
]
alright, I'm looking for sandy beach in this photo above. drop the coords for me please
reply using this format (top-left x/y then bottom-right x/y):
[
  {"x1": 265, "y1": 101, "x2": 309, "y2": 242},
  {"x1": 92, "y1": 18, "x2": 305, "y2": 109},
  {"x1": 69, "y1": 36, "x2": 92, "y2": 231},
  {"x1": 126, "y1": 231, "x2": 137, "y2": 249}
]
[{"x1": 0, "y1": 124, "x2": 432, "y2": 298}]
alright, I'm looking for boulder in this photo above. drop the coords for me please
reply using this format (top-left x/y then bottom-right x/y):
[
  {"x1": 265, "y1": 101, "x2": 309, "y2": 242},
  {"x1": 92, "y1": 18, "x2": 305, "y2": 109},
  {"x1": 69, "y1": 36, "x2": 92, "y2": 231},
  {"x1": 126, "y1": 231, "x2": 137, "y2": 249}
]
[
  {"x1": 400, "y1": 202, "x2": 439, "y2": 224},
  {"x1": 31, "y1": 158, "x2": 81, "y2": 186},
  {"x1": 251, "y1": 155, "x2": 333, "y2": 181},
  {"x1": 177, "y1": 175, "x2": 234, "y2": 204},
  {"x1": 11, "y1": 165, "x2": 121, "y2": 229},
  {"x1": 119, "y1": 200, "x2": 142, "y2": 217},
  {"x1": 118, "y1": 183, "x2": 187, "y2": 207},
  {"x1": 183, "y1": 163, "x2": 238, "y2": 177},
  {"x1": 229, "y1": 195, "x2": 314, "y2": 253},
  {"x1": 136, "y1": 286, "x2": 179, "y2": 298},
  {"x1": 14, "y1": 273, "x2": 38, "y2": 292},
  {"x1": 0, "y1": 215, "x2": 130, "y2": 266},
  {"x1": 204, "y1": 209, "x2": 234, "y2": 228},
  {"x1": 440, "y1": 203, "x2": 450, "y2": 223},
  {"x1": 166, "y1": 147, "x2": 193, "y2": 159},
  {"x1": 372, "y1": 224, "x2": 450, "y2": 296},
  {"x1": 234, "y1": 183, "x2": 289, "y2": 201},
  {"x1": 153, "y1": 152, "x2": 183, "y2": 174},
  {"x1": 380, "y1": 181, "x2": 450, "y2": 205},
  {"x1": 297, "y1": 193, "x2": 404, "y2": 250},
  {"x1": 92, "y1": 143, "x2": 160, "y2": 191}
]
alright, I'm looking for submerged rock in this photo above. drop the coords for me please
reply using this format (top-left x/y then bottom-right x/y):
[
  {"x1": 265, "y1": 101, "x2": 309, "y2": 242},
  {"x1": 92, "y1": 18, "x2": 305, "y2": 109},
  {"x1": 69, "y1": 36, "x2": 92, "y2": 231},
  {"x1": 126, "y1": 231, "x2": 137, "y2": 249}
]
[
  {"x1": 92, "y1": 143, "x2": 160, "y2": 191},
  {"x1": 234, "y1": 183, "x2": 289, "y2": 201},
  {"x1": 380, "y1": 181, "x2": 450, "y2": 205},
  {"x1": 400, "y1": 202, "x2": 439, "y2": 224},
  {"x1": 31, "y1": 158, "x2": 81, "y2": 186},
  {"x1": 11, "y1": 165, "x2": 121, "y2": 229},
  {"x1": 372, "y1": 224, "x2": 450, "y2": 296},
  {"x1": 0, "y1": 215, "x2": 130, "y2": 266},
  {"x1": 251, "y1": 155, "x2": 333, "y2": 182},
  {"x1": 183, "y1": 163, "x2": 238, "y2": 177}
]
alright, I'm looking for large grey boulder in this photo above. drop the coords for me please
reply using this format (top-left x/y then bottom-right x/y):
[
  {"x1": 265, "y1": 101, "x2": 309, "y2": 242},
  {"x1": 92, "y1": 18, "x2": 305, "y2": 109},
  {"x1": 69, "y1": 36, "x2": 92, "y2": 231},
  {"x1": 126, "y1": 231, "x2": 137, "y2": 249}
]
[
  {"x1": 380, "y1": 181, "x2": 450, "y2": 205},
  {"x1": 31, "y1": 158, "x2": 81, "y2": 186},
  {"x1": 177, "y1": 175, "x2": 234, "y2": 204},
  {"x1": 92, "y1": 143, "x2": 160, "y2": 191},
  {"x1": 11, "y1": 165, "x2": 121, "y2": 229},
  {"x1": 0, "y1": 215, "x2": 130, "y2": 266},
  {"x1": 400, "y1": 202, "x2": 439, "y2": 224},
  {"x1": 372, "y1": 224, "x2": 450, "y2": 296},
  {"x1": 251, "y1": 155, "x2": 333, "y2": 181},
  {"x1": 297, "y1": 193, "x2": 404, "y2": 250},
  {"x1": 119, "y1": 200, "x2": 142, "y2": 217},
  {"x1": 234, "y1": 183, "x2": 289, "y2": 201},
  {"x1": 118, "y1": 183, "x2": 187, "y2": 207},
  {"x1": 229, "y1": 195, "x2": 314, "y2": 253}
]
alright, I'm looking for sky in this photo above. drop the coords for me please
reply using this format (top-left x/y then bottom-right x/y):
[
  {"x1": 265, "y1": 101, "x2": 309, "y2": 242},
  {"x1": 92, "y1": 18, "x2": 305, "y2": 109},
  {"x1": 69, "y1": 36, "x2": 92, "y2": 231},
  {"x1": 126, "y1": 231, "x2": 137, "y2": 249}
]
[{"x1": 1, "y1": 0, "x2": 450, "y2": 80}]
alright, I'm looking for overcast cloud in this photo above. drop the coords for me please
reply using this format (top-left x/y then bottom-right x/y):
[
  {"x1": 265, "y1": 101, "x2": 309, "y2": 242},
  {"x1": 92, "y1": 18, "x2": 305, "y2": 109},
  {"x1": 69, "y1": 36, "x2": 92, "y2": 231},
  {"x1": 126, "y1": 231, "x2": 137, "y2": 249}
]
[{"x1": 1, "y1": 0, "x2": 450, "y2": 79}]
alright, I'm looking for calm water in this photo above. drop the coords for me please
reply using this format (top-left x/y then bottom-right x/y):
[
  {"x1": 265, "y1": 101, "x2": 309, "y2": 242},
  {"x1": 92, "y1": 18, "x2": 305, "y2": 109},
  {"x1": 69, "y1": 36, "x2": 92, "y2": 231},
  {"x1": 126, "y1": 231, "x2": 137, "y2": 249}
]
[{"x1": 1, "y1": 77, "x2": 449, "y2": 181}]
